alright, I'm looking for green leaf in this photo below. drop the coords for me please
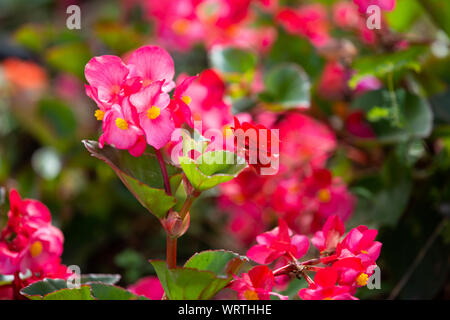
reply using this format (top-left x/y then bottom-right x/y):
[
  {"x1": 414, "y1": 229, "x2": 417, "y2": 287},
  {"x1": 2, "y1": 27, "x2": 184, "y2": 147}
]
[
  {"x1": 349, "y1": 46, "x2": 428, "y2": 88},
  {"x1": 418, "y1": 0, "x2": 450, "y2": 37},
  {"x1": 150, "y1": 250, "x2": 247, "y2": 300},
  {"x1": 41, "y1": 286, "x2": 94, "y2": 300},
  {"x1": 81, "y1": 274, "x2": 121, "y2": 285},
  {"x1": 45, "y1": 42, "x2": 91, "y2": 79},
  {"x1": 351, "y1": 89, "x2": 433, "y2": 142},
  {"x1": 386, "y1": 0, "x2": 423, "y2": 33},
  {"x1": 21, "y1": 277, "x2": 144, "y2": 300},
  {"x1": 350, "y1": 154, "x2": 412, "y2": 228},
  {"x1": 179, "y1": 151, "x2": 247, "y2": 191},
  {"x1": 259, "y1": 63, "x2": 311, "y2": 110},
  {"x1": 210, "y1": 47, "x2": 257, "y2": 80},
  {"x1": 83, "y1": 140, "x2": 182, "y2": 219},
  {"x1": 89, "y1": 283, "x2": 148, "y2": 300},
  {"x1": 184, "y1": 250, "x2": 248, "y2": 276},
  {"x1": 20, "y1": 279, "x2": 68, "y2": 298}
]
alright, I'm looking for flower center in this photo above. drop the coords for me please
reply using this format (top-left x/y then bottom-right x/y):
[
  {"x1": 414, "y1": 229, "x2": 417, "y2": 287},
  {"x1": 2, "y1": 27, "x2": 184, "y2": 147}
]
[
  {"x1": 30, "y1": 241, "x2": 43, "y2": 257},
  {"x1": 243, "y1": 290, "x2": 259, "y2": 300},
  {"x1": 356, "y1": 273, "x2": 369, "y2": 286},
  {"x1": 181, "y1": 95, "x2": 192, "y2": 105},
  {"x1": 222, "y1": 124, "x2": 233, "y2": 138},
  {"x1": 360, "y1": 250, "x2": 368, "y2": 254},
  {"x1": 115, "y1": 118, "x2": 129, "y2": 130},
  {"x1": 142, "y1": 79, "x2": 152, "y2": 87},
  {"x1": 147, "y1": 106, "x2": 161, "y2": 120},
  {"x1": 172, "y1": 19, "x2": 191, "y2": 35},
  {"x1": 110, "y1": 84, "x2": 120, "y2": 95},
  {"x1": 94, "y1": 110, "x2": 105, "y2": 121},
  {"x1": 317, "y1": 189, "x2": 331, "y2": 203}
]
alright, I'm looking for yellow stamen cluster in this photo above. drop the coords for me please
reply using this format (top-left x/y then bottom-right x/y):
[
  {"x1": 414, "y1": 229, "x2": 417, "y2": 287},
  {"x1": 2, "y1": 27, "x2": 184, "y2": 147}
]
[
  {"x1": 95, "y1": 109, "x2": 105, "y2": 121},
  {"x1": 356, "y1": 273, "x2": 369, "y2": 286},
  {"x1": 222, "y1": 124, "x2": 233, "y2": 138},
  {"x1": 147, "y1": 106, "x2": 161, "y2": 120},
  {"x1": 181, "y1": 95, "x2": 192, "y2": 105},
  {"x1": 243, "y1": 290, "x2": 259, "y2": 300},
  {"x1": 172, "y1": 19, "x2": 190, "y2": 35},
  {"x1": 30, "y1": 241, "x2": 43, "y2": 258},
  {"x1": 115, "y1": 118, "x2": 129, "y2": 130},
  {"x1": 317, "y1": 188, "x2": 331, "y2": 203}
]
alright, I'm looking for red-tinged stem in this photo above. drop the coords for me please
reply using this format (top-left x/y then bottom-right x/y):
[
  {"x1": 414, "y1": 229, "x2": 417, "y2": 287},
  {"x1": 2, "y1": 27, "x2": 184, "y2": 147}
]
[
  {"x1": 301, "y1": 271, "x2": 315, "y2": 286},
  {"x1": 273, "y1": 263, "x2": 296, "y2": 277},
  {"x1": 13, "y1": 271, "x2": 21, "y2": 300},
  {"x1": 155, "y1": 149, "x2": 172, "y2": 196},
  {"x1": 166, "y1": 235, "x2": 177, "y2": 269}
]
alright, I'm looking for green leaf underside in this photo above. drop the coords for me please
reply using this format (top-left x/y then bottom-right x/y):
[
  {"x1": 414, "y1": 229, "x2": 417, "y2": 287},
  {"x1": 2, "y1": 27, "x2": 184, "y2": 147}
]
[
  {"x1": 21, "y1": 278, "x2": 147, "y2": 300},
  {"x1": 83, "y1": 140, "x2": 181, "y2": 218},
  {"x1": 179, "y1": 151, "x2": 247, "y2": 191},
  {"x1": 259, "y1": 63, "x2": 311, "y2": 109},
  {"x1": 210, "y1": 47, "x2": 257, "y2": 75}
]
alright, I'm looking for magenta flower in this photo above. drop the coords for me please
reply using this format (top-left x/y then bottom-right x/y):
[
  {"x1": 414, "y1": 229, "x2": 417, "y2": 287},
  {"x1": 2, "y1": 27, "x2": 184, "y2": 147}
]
[
  {"x1": 337, "y1": 226, "x2": 382, "y2": 268},
  {"x1": 85, "y1": 55, "x2": 129, "y2": 109},
  {"x1": 0, "y1": 189, "x2": 65, "y2": 276},
  {"x1": 127, "y1": 45, "x2": 175, "y2": 92},
  {"x1": 277, "y1": 4, "x2": 330, "y2": 47},
  {"x1": 168, "y1": 75, "x2": 199, "y2": 127},
  {"x1": 299, "y1": 267, "x2": 358, "y2": 300},
  {"x1": 247, "y1": 218, "x2": 309, "y2": 264},
  {"x1": 353, "y1": 0, "x2": 396, "y2": 13},
  {"x1": 18, "y1": 226, "x2": 64, "y2": 273},
  {"x1": 312, "y1": 215, "x2": 345, "y2": 254},
  {"x1": 229, "y1": 265, "x2": 287, "y2": 300},
  {"x1": 128, "y1": 276, "x2": 165, "y2": 300}
]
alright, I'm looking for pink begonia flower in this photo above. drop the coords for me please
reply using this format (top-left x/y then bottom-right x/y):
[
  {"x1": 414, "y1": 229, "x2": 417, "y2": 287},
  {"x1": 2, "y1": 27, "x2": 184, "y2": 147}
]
[
  {"x1": 346, "y1": 111, "x2": 376, "y2": 139},
  {"x1": 354, "y1": 76, "x2": 382, "y2": 95},
  {"x1": 353, "y1": 0, "x2": 396, "y2": 13},
  {"x1": 182, "y1": 69, "x2": 233, "y2": 132},
  {"x1": 127, "y1": 45, "x2": 176, "y2": 92},
  {"x1": 332, "y1": 257, "x2": 374, "y2": 287},
  {"x1": 145, "y1": 0, "x2": 206, "y2": 51},
  {"x1": 85, "y1": 55, "x2": 129, "y2": 108},
  {"x1": 247, "y1": 218, "x2": 309, "y2": 264},
  {"x1": 312, "y1": 215, "x2": 346, "y2": 254},
  {"x1": 168, "y1": 75, "x2": 199, "y2": 127},
  {"x1": 299, "y1": 267, "x2": 358, "y2": 300},
  {"x1": 337, "y1": 225, "x2": 382, "y2": 268},
  {"x1": 302, "y1": 169, "x2": 355, "y2": 222},
  {"x1": 0, "y1": 189, "x2": 65, "y2": 277},
  {"x1": 230, "y1": 265, "x2": 287, "y2": 300},
  {"x1": 278, "y1": 113, "x2": 337, "y2": 170},
  {"x1": 19, "y1": 225, "x2": 64, "y2": 273},
  {"x1": 277, "y1": 4, "x2": 331, "y2": 47},
  {"x1": 100, "y1": 102, "x2": 144, "y2": 151},
  {"x1": 128, "y1": 276, "x2": 165, "y2": 300},
  {"x1": 129, "y1": 81, "x2": 175, "y2": 149},
  {"x1": 333, "y1": 1, "x2": 360, "y2": 29},
  {"x1": 318, "y1": 61, "x2": 351, "y2": 101}
]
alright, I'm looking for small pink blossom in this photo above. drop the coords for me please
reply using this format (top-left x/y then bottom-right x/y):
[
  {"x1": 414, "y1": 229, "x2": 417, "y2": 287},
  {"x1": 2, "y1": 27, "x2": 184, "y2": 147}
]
[
  {"x1": 247, "y1": 218, "x2": 309, "y2": 264},
  {"x1": 230, "y1": 265, "x2": 287, "y2": 300},
  {"x1": 128, "y1": 276, "x2": 165, "y2": 300}
]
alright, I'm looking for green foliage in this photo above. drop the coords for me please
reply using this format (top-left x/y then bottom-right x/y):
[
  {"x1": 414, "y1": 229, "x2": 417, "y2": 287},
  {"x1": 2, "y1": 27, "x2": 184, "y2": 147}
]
[
  {"x1": 352, "y1": 89, "x2": 433, "y2": 142},
  {"x1": 210, "y1": 47, "x2": 257, "y2": 81},
  {"x1": 151, "y1": 250, "x2": 247, "y2": 300},
  {"x1": 259, "y1": 63, "x2": 311, "y2": 110},
  {"x1": 349, "y1": 46, "x2": 428, "y2": 88},
  {"x1": 179, "y1": 151, "x2": 247, "y2": 191},
  {"x1": 83, "y1": 140, "x2": 182, "y2": 219}
]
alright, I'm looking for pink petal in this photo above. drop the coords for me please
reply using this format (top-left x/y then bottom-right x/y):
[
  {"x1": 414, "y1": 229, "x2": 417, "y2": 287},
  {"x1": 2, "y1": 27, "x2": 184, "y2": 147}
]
[
  {"x1": 139, "y1": 108, "x2": 175, "y2": 149},
  {"x1": 127, "y1": 46, "x2": 175, "y2": 91}
]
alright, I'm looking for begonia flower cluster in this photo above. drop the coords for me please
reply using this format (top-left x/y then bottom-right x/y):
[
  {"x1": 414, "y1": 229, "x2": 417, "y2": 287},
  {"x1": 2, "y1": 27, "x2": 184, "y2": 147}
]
[{"x1": 230, "y1": 215, "x2": 381, "y2": 300}]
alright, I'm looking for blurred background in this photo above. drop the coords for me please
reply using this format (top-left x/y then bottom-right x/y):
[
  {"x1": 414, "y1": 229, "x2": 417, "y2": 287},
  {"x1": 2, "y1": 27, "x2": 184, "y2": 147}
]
[{"x1": 0, "y1": 0, "x2": 449, "y2": 299}]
